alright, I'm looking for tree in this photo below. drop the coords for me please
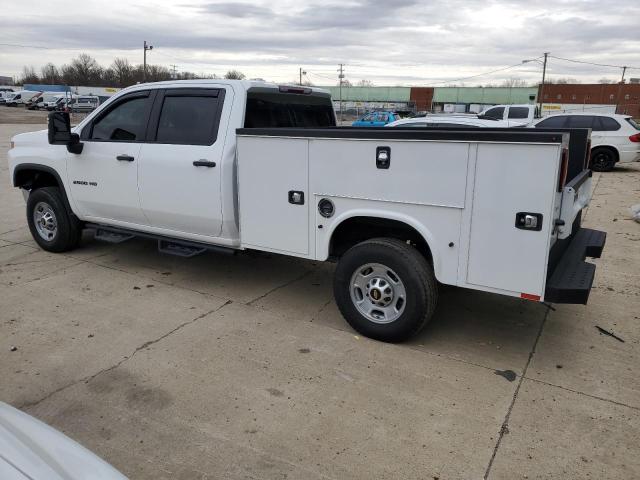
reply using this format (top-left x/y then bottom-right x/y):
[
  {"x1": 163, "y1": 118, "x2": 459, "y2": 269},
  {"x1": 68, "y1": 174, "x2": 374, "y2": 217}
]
[
  {"x1": 224, "y1": 70, "x2": 245, "y2": 80},
  {"x1": 110, "y1": 58, "x2": 134, "y2": 87},
  {"x1": 356, "y1": 79, "x2": 374, "y2": 87},
  {"x1": 40, "y1": 63, "x2": 60, "y2": 84},
  {"x1": 70, "y1": 54, "x2": 101, "y2": 85},
  {"x1": 340, "y1": 79, "x2": 352, "y2": 87},
  {"x1": 598, "y1": 78, "x2": 613, "y2": 84},
  {"x1": 19, "y1": 66, "x2": 39, "y2": 84}
]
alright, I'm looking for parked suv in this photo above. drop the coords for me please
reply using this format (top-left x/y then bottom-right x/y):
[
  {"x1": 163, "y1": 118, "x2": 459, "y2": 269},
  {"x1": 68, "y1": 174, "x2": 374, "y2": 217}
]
[{"x1": 532, "y1": 113, "x2": 640, "y2": 171}]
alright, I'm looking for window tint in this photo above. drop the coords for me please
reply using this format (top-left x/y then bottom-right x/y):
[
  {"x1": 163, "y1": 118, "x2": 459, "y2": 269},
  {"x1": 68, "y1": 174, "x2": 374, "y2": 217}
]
[
  {"x1": 535, "y1": 116, "x2": 568, "y2": 128},
  {"x1": 484, "y1": 107, "x2": 504, "y2": 119},
  {"x1": 244, "y1": 91, "x2": 336, "y2": 128},
  {"x1": 567, "y1": 116, "x2": 595, "y2": 129},
  {"x1": 596, "y1": 116, "x2": 621, "y2": 131},
  {"x1": 156, "y1": 96, "x2": 220, "y2": 145},
  {"x1": 508, "y1": 107, "x2": 530, "y2": 119},
  {"x1": 91, "y1": 96, "x2": 149, "y2": 141}
]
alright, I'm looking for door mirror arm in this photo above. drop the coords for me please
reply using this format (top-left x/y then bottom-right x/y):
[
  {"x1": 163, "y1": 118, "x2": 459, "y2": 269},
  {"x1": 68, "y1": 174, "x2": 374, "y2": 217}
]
[{"x1": 67, "y1": 133, "x2": 84, "y2": 154}]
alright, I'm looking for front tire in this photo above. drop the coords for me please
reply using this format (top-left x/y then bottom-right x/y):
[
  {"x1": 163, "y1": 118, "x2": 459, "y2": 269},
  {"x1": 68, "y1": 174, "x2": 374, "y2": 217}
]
[
  {"x1": 26, "y1": 187, "x2": 81, "y2": 252},
  {"x1": 333, "y1": 238, "x2": 438, "y2": 342},
  {"x1": 590, "y1": 147, "x2": 616, "y2": 172}
]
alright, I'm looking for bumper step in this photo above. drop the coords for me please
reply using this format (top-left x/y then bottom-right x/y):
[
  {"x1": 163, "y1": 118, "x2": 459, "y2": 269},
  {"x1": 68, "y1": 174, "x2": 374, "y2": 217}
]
[{"x1": 545, "y1": 228, "x2": 606, "y2": 304}]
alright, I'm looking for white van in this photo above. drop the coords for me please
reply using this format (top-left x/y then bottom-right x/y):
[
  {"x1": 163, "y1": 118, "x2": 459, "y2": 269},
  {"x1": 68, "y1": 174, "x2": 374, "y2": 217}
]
[{"x1": 4, "y1": 90, "x2": 41, "y2": 107}]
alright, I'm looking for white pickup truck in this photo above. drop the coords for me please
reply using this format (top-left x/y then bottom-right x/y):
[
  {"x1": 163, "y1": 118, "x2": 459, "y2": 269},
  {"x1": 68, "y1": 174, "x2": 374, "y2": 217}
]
[{"x1": 8, "y1": 80, "x2": 606, "y2": 342}]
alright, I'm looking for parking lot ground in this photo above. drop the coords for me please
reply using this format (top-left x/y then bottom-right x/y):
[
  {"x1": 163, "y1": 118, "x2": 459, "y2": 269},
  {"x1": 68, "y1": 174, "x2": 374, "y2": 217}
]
[{"x1": 1, "y1": 123, "x2": 639, "y2": 479}]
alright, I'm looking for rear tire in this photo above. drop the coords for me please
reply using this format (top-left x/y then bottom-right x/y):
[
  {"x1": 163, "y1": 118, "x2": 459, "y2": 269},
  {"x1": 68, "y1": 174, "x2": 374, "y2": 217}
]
[
  {"x1": 333, "y1": 238, "x2": 438, "y2": 342},
  {"x1": 590, "y1": 147, "x2": 616, "y2": 172},
  {"x1": 26, "y1": 187, "x2": 81, "y2": 252}
]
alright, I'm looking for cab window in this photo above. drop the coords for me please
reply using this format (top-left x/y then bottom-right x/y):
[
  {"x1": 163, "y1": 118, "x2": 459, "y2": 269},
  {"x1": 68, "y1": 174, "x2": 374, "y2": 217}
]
[
  {"x1": 90, "y1": 95, "x2": 151, "y2": 142},
  {"x1": 483, "y1": 107, "x2": 505, "y2": 119}
]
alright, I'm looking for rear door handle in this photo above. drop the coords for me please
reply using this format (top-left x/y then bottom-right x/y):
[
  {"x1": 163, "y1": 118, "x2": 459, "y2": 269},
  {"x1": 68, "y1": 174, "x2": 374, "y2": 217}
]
[
  {"x1": 193, "y1": 160, "x2": 216, "y2": 167},
  {"x1": 116, "y1": 155, "x2": 134, "y2": 162}
]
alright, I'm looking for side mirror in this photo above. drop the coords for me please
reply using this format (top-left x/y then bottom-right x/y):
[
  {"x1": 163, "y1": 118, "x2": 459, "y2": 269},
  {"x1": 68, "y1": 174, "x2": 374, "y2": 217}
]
[{"x1": 48, "y1": 112, "x2": 83, "y2": 154}]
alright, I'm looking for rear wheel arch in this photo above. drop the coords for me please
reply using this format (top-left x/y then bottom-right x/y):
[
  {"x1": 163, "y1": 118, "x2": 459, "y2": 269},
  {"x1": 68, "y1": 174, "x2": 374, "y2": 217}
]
[{"x1": 328, "y1": 215, "x2": 435, "y2": 267}]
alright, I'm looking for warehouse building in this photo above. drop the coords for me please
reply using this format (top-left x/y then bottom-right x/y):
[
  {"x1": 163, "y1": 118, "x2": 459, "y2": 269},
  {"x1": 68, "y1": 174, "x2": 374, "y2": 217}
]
[{"x1": 538, "y1": 83, "x2": 640, "y2": 118}]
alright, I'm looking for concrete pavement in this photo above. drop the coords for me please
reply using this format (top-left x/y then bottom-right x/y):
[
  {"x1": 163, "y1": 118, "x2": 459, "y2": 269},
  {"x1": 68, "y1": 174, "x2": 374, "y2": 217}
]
[{"x1": 1, "y1": 123, "x2": 639, "y2": 479}]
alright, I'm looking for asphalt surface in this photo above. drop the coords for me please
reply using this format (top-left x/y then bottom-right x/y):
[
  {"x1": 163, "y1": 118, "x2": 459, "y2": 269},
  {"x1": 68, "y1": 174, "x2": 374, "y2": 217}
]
[{"x1": 1, "y1": 121, "x2": 639, "y2": 479}]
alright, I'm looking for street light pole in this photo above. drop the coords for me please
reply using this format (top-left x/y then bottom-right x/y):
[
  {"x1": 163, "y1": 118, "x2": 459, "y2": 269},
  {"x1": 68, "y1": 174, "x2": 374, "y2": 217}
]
[
  {"x1": 338, "y1": 63, "x2": 344, "y2": 123},
  {"x1": 299, "y1": 67, "x2": 306, "y2": 86},
  {"x1": 538, "y1": 52, "x2": 549, "y2": 118},
  {"x1": 143, "y1": 40, "x2": 153, "y2": 82}
]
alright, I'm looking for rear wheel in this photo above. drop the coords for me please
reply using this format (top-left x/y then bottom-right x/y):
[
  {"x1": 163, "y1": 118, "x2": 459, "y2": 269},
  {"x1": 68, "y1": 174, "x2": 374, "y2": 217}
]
[
  {"x1": 590, "y1": 147, "x2": 616, "y2": 172},
  {"x1": 26, "y1": 187, "x2": 81, "y2": 252},
  {"x1": 333, "y1": 238, "x2": 438, "y2": 342}
]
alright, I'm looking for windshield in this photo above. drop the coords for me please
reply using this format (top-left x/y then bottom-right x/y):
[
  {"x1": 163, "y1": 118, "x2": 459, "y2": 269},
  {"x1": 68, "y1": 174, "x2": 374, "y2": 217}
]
[{"x1": 626, "y1": 118, "x2": 640, "y2": 130}]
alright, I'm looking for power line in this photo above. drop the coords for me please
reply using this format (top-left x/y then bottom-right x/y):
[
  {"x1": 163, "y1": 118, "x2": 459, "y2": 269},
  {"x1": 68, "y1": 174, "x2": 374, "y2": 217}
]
[{"x1": 549, "y1": 55, "x2": 640, "y2": 70}]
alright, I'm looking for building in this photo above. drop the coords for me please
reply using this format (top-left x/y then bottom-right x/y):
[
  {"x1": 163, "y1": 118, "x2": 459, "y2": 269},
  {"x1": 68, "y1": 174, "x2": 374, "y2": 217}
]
[
  {"x1": 320, "y1": 86, "x2": 537, "y2": 115},
  {"x1": 538, "y1": 83, "x2": 640, "y2": 118}
]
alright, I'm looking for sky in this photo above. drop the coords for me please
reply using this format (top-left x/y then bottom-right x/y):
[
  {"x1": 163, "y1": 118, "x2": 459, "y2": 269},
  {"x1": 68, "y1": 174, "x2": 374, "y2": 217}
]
[{"x1": 1, "y1": 0, "x2": 639, "y2": 86}]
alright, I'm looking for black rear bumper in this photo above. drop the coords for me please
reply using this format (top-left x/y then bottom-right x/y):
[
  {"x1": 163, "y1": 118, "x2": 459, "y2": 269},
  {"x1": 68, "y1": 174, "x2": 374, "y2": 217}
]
[{"x1": 545, "y1": 228, "x2": 606, "y2": 304}]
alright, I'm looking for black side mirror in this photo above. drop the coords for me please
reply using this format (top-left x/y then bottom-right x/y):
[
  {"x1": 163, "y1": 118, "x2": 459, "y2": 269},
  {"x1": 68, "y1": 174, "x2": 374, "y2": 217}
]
[{"x1": 48, "y1": 112, "x2": 83, "y2": 154}]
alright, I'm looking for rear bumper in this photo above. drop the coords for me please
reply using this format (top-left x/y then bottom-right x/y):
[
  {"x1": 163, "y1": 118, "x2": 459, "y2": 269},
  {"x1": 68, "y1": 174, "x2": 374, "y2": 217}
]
[
  {"x1": 545, "y1": 227, "x2": 606, "y2": 304},
  {"x1": 619, "y1": 149, "x2": 640, "y2": 163}
]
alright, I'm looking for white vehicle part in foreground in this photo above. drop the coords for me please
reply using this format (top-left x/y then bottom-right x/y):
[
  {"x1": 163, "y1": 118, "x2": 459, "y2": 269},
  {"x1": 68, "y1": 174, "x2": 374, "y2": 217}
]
[{"x1": 0, "y1": 402, "x2": 127, "y2": 480}]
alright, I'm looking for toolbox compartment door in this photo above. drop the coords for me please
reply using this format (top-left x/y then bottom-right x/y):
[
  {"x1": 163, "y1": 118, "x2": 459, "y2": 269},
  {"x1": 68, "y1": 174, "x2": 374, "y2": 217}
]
[
  {"x1": 237, "y1": 137, "x2": 310, "y2": 256},
  {"x1": 466, "y1": 143, "x2": 560, "y2": 296}
]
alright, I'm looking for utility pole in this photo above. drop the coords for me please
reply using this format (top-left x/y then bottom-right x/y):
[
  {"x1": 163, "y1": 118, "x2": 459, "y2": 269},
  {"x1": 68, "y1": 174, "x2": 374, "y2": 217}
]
[
  {"x1": 616, "y1": 66, "x2": 627, "y2": 113},
  {"x1": 299, "y1": 67, "x2": 306, "y2": 86},
  {"x1": 143, "y1": 40, "x2": 153, "y2": 82},
  {"x1": 170, "y1": 64, "x2": 178, "y2": 79},
  {"x1": 338, "y1": 63, "x2": 345, "y2": 123},
  {"x1": 537, "y1": 52, "x2": 549, "y2": 118}
]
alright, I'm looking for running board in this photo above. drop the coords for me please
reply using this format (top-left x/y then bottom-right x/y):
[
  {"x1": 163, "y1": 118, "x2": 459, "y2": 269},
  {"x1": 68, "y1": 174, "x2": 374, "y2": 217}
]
[
  {"x1": 95, "y1": 228, "x2": 135, "y2": 244},
  {"x1": 86, "y1": 223, "x2": 235, "y2": 257},
  {"x1": 158, "y1": 239, "x2": 207, "y2": 257}
]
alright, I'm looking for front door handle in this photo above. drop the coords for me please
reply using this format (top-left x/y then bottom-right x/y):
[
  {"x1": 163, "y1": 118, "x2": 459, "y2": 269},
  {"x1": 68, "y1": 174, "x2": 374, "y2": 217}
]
[
  {"x1": 193, "y1": 160, "x2": 216, "y2": 167},
  {"x1": 116, "y1": 155, "x2": 134, "y2": 162}
]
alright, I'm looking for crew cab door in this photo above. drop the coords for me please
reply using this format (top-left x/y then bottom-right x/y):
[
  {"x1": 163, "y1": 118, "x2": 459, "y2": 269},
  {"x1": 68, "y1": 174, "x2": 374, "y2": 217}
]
[
  {"x1": 137, "y1": 87, "x2": 227, "y2": 238},
  {"x1": 69, "y1": 90, "x2": 154, "y2": 225}
]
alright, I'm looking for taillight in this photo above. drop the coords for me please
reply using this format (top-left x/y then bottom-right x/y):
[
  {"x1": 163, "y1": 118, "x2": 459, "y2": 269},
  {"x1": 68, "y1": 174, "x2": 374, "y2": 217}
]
[
  {"x1": 558, "y1": 147, "x2": 569, "y2": 191},
  {"x1": 585, "y1": 139, "x2": 591, "y2": 169},
  {"x1": 629, "y1": 133, "x2": 640, "y2": 143}
]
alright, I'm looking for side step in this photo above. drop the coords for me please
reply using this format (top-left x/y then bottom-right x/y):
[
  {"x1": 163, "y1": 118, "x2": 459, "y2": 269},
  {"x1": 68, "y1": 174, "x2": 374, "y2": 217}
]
[
  {"x1": 545, "y1": 228, "x2": 607, "y2": 304},
  {"x1": 158, "y1": 240, "x2": 207, "y2": 258},
  {"x1": 95, "y1": 228, "x2": 135, "y2": 244},
  {"x1": 85, "y1": 223, "x2": 235, "y2": 258}
]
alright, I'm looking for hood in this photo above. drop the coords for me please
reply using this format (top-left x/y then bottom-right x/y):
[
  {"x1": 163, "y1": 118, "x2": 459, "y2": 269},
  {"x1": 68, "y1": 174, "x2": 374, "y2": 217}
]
[
  {"x1": 0, "y1": 402, "x2": 127, "y2": 480},
  {"x1": 11, "y1": 130, "x2": 49, "y2": 147}
]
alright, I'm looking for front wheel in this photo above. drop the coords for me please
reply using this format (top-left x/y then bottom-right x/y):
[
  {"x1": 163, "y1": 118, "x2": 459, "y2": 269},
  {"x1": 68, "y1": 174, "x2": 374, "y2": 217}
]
[
  {"x1": 26, "y1": 187, "x2": 81, "y2": 252},
  {"x1": 333, "y1": 238, "x2": 438, "y2": 342}
]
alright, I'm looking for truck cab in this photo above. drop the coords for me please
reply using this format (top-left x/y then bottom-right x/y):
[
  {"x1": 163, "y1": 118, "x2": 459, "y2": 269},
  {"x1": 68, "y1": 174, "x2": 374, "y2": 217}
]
[{"x1": 478, "y1": 104, "x2": 536, "y2": 126}]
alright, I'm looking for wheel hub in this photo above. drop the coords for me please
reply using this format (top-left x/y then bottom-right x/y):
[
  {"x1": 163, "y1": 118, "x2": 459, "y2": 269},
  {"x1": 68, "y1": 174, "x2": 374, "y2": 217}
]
[
  {"x1": 366, "y1": 277, "x2": 394, "y2": 307},
  {"x1": 350, "y1": 263, "x2": 406, "y2": 324},
  {"x1": 33, "y1": 202, "x2": 58, "y2": 241}
]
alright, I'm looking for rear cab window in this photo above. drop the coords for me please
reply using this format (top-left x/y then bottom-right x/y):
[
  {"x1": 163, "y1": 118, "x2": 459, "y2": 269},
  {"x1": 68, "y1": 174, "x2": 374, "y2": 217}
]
[
  {"x1": 244, "y1": 88, "x2": 336, "y2": 128},
  {"x1": 152, "y1": 88, "x2": 224, "y2": 145},
  {"x1": 508, "y1": 107, "x2": 530, "y2": 119}
]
